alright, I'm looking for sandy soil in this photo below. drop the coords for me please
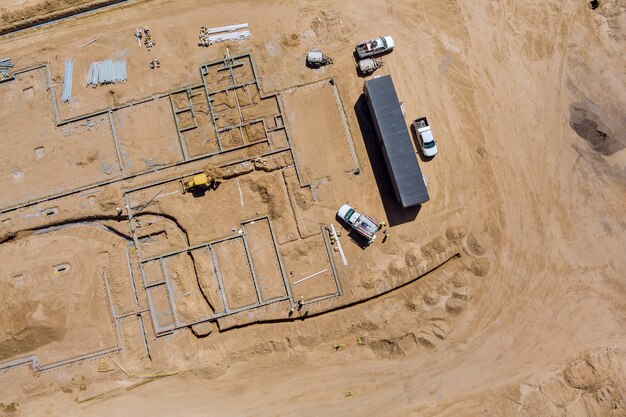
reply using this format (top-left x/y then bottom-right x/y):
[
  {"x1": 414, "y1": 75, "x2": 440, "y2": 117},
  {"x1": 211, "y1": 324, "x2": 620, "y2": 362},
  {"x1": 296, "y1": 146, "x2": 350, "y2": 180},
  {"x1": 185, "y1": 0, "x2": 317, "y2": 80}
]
[
  {"x1": 0, "y1": 0, "x2": 624, "y2": 416},
  {"x1": 0, "y1": 0, "x2": 131, "y2": 35}
]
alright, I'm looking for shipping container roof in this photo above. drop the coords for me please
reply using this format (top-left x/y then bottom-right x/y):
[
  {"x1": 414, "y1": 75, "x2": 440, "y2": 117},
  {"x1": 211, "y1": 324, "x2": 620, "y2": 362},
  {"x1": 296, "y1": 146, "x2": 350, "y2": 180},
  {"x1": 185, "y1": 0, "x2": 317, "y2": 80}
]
[{"x1": 364, "y1": 75, "x2": 429, "y2": 207}]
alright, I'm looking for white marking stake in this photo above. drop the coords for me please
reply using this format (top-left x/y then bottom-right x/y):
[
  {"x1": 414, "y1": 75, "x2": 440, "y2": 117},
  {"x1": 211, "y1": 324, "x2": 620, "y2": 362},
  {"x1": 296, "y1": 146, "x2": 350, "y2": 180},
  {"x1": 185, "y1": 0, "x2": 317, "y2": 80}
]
[
  {"x1": 293, "y1": 269, "x2": 328, "y2": 285},
  {"x1": 236, "y1": 178, "x2": 244, "y2": 207}
]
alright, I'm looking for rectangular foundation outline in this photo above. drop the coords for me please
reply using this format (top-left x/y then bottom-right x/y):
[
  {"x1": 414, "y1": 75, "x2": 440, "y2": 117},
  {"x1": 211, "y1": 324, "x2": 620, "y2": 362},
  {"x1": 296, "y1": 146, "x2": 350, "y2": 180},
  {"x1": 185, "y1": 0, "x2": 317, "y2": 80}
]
[
  {"x1": 136, "y1": 215, "x2": 292, "y2": 336},
  {"x1": 1, "y1": 53, "x2": 291, "y2": 214}
]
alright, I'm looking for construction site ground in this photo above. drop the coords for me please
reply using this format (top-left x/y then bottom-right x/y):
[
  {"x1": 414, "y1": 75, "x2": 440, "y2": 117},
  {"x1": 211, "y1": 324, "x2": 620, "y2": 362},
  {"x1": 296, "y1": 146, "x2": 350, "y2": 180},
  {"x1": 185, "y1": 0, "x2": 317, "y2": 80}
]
[{"x1": 0, "y1": 0, "x2": 625, "y2": 416}]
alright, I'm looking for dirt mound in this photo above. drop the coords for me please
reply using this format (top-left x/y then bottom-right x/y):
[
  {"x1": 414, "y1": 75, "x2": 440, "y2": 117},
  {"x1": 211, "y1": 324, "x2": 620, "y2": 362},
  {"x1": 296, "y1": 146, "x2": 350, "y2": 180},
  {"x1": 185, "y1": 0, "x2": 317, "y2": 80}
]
[
  {"x1": 416, "y1": 332, "x2": 438, "y2": 348},
  {"x1": 367, "y1": 338, "x2": 405, "y2": 359},
  {"x1": 367, "y1": 332, "x2": 419, "y2": 359},
  {"x1": 253, "y1": 153, "x2": 291, "y2": 172},
  {"x1": 466, "y1": 232, "x2": 487, "y2": 255},
  {"x1": 469, "y1": 257, "x2": 491, "y2": 276},
  {"x1": 0, "y1": 283, "x2": 65, "y2": 361},
  {"x1": 452, "y1": 272, "x2": 471, "y2": 287},
  {"x1": 445, "y1": 225, "x2": 467, "y2": 243},
  {"x1": 0, "y1": 0, "x2": 127, "y2": 36},
  {"x1": 387, "y1": 257, "x2": 406, "y2": 277},
  {"x1": 423, "y1": 290, "x2": 440, "y2": 306},
  {"x1": 445, "y1": 297, "x2": 467, "y2": 314},
  {"x1": 421, "y1": 237, "x2": 448, "y2": 258},
  {"x1": 563, "y1": 348, "x2": 621, "y2": 390},
  {"x1": 0, "y1": 283, "x2": 31, "y2": 342},
  {"x1": 569, "y1": 103, "x2": 624, "y2": 155},
  {"x1": 228, "y1": 340, "x2": 288, "y2": 362},
  {"x1": 519, "y1": 348, "x2": 626, "y2": 417},
  {"x1": 404, "y1": 247, "x2": 421, "y2": 267},
  {"x1": 96, "y1": 186, "x2": 121, "y2": 211},
  {"x1": 248, "y1": 179, "x2": 284, "y2": 219}
]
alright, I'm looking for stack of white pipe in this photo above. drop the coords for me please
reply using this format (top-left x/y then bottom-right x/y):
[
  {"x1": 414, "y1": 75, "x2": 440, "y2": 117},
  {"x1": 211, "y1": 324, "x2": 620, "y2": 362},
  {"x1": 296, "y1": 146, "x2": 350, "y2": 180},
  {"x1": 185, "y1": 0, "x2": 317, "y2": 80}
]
[
  {"x1": 61, "y1": 60, "x2": 73, "y2": 102},
  {"x1": 86, "y1": 59, "x2": 127, "y2": 87},
  {"x1": 199, "y1": 23, "x2": 250, "y2": 46},
  {"x1": 0, "y1": 57, "x2": 13, "y2": 79},
  {"x1": 207, "y1": 31, "x2": 251, "y2": 43}
]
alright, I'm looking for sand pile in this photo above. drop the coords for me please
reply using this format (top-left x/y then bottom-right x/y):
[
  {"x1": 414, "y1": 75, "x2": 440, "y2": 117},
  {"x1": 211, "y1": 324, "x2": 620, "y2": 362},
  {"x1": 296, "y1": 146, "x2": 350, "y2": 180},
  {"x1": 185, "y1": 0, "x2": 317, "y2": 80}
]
[{"x1": 0, "y1": 283, "x2": 63, "y2": 362}]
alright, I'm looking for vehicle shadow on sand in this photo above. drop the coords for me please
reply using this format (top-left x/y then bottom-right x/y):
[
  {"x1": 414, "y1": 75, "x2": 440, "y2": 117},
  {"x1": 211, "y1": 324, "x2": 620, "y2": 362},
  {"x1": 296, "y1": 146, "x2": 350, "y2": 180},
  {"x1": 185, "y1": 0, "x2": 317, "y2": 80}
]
[{"x1": 353, "y1": 94, "x2": 421, "y2": 227}]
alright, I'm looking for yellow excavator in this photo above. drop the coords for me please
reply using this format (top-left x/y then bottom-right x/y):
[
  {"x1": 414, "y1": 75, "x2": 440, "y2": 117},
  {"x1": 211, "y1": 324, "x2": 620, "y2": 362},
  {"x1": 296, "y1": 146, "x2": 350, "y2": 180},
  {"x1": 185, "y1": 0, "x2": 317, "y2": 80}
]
[{"x1": 181, "y1": 172, "x2": 221, "y2": 194}]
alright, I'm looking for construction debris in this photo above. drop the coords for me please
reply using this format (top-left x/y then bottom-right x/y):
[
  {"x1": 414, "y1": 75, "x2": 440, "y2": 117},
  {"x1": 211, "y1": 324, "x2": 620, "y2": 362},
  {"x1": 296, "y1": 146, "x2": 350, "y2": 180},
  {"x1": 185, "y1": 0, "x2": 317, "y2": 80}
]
[
  {"x1": 61, "y1": 59, "x2": 73, "y2": 103},
  {"x1": 198, "y1": 23, "x2": 250, "y2": 46},
  {"x1": 143, "y1": 26, "x2": 155, "y2": 50},
  {"x1": 85, "y1": 59, "x2": 127, "y2": 87},
  {"x1": 98, "y1": 357, "x2": 109, "y2": 372},
  {"x1": 329, "y1": 224, "x2": 347, "y2": 266},
  {"x1": 148, "y1": 59, "x2": 160, "y2": 69},
  {"x1": 81, "y1": 37, "x2": 101, "y2": 48}
]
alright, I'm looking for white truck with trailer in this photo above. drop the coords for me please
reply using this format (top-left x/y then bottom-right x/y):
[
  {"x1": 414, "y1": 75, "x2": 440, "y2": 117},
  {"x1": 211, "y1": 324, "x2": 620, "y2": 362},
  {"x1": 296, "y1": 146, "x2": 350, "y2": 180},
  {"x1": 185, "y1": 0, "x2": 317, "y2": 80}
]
[
  {"x1": 337, "y1": 204, "x2": 380, "y2": 244},
  {"x1": 355, "y1": 36, "x2": 394, "y2": 58}
]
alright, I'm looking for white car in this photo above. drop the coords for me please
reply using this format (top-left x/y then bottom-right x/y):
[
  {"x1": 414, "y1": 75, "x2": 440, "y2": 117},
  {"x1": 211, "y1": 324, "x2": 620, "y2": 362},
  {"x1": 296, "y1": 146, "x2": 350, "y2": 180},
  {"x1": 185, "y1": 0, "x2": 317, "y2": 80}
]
[{"x1": 413, "y1": 117, "x2": 438, "y2": 158}]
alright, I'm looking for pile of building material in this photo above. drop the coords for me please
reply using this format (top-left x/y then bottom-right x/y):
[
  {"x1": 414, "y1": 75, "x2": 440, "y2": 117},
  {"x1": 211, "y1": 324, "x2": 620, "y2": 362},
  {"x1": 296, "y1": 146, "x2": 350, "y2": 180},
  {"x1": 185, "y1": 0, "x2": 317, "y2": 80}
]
[
  {"x1": 198, "y1": 23, "x2": 250, "y2": 47},
  {"x1": 61, "y1": 60, "x2": 73, "y2": 102},
  {"x1": 0, "y1": 57, "x2": 14, "y2": 79},
  {"x1": 148, "y1": 58, "x2": 160, "y2": 69},
  {"x1": 85, "y1": 59, "x2": 127, "y2": 87},
  {"x1": 143, "y1": 26, "x2": 155, "y2": 49}
]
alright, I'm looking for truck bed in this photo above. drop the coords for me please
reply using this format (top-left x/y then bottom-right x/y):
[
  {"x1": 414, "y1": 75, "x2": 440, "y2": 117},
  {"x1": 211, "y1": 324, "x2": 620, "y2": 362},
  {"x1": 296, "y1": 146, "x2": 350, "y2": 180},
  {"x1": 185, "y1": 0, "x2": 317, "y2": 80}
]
[
  {"x1": 356, "y1": 39, "x2": 385, "y2": 58},
  {"x1": 354, "y1": 214, "x2": 379, "y2": 239}
]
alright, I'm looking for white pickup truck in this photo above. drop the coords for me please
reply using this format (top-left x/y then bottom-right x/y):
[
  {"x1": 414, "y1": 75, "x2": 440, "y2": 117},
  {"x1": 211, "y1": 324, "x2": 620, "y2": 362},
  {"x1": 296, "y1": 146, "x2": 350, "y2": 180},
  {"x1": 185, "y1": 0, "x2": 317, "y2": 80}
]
[
  {"x1": 412, "y1": 117, "x2": 438, "y2": 158},
  {"x1": 337, "y1": 204, "x2": 381, "y2": 244},
  {"x1": 355, "y1": 36, "x2": 394, "y2": 59}
]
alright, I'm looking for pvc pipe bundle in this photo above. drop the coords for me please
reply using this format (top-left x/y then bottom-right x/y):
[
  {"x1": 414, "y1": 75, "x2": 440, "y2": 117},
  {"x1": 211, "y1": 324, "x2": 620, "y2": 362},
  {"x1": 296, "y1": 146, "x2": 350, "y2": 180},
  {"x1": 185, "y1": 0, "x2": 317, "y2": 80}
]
[
  {"x1": 205, "y1": 23, "x2": 248, "y2": 35},
  {"x1": 0, "y1": 57, "x2": 13, "y2": 79},
  {"x1": 199, "y1": 23, "x2": 250, "y2": 46},
  {"x1": 208, "y1": 30, "x2": 251, "y2": 43},
  {"x1": 85, "y1": 59, "x2": 127, "y2": 87},
  {"x1": 61, "y1": 60, "x2": 73, "y2": 102}
]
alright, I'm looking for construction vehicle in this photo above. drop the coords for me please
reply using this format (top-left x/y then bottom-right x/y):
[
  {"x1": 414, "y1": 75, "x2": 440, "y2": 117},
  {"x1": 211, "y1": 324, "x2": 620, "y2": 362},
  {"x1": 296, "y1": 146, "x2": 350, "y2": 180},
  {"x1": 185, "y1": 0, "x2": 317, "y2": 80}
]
[
  {"x1": 306, "y1": 51, "x2": 334, "y2": 68},
  {"x1": 181, "y1": 173, "x2": 221, "y2": 194},
  {"x1": 337, "y1": 204, "x2": 380, "y2": 244},
  {"x1": 357, "y1": 57, "x2": 383, "y2": 75},
  {"x1": 355, "y1": 36, "x2": 394, "y2": 59}
]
